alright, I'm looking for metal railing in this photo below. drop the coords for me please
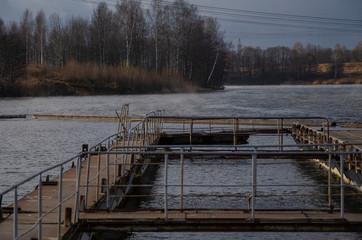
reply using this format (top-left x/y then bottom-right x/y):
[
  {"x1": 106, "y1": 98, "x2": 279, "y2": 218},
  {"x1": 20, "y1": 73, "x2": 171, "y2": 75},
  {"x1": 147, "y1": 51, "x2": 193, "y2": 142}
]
[
  {"x1": 0, "y1": 108, "x2": 165, "y2": 240},
  {"x1": 80, "y1": 145, "x2": 361, "y2": 220},
  {"x1": 2, "y1": 113, "x2": 362, "y2": 239}
]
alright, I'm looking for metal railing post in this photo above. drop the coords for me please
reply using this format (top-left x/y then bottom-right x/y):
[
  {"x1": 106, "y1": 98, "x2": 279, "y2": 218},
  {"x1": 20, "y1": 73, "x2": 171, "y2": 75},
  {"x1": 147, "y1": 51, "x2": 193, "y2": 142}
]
[
  {"x1": 106, "y1": 152, "x2": 110, "y2": 210},
  {"x1": 189, "y1": 119, "x2": 193, "y2": 146},
  {"x1": 180, "y1": 148, "x2": 184, "y2": 211},
  {"x1": 57, "y1": 165, "x2": 64, "y2": 240},
  {"x1": 96, "y1": 144, "x2": 101, "y2": 202},
  {"x1": 13, "y1": 187, "x2": 18, "y2": 239},
  {"x1": 252, "y1": 151, "x2": 257, "y2": 220},
  {"x1": 38, "y1": 173, "x2": 43, "y2": 240},
  {"x1": 328, "y1": 146, "x2": 332, "y2": 211},
  {"x1": 164, "y1": 154, "x2": 168, "y2": 220},
  {"x1": 74, "y1": 156, "x2": 81, "y2": 224},
  {"x1": 85, "y1": 153, "x2": 91, "y2": 209},
  {"x1": 340, "y1": 153, "x2": 344, "y2": 218},
  {"x1": 281, "y1": 118, "x2": 284, "y2": 151}
]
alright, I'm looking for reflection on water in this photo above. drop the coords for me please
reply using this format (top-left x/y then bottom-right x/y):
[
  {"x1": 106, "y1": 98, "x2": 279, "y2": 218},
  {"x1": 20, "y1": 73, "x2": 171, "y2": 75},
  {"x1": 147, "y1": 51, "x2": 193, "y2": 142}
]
[{"x1": 0, "y1": 85, "x2": 361, "y2": 239}]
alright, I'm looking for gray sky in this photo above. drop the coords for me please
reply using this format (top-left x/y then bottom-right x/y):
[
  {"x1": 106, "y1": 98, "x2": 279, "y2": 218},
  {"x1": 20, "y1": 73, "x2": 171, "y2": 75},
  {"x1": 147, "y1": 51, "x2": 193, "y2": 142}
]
[{"x1": 0, "y1": 0, "x2": 361, "y2": 49}]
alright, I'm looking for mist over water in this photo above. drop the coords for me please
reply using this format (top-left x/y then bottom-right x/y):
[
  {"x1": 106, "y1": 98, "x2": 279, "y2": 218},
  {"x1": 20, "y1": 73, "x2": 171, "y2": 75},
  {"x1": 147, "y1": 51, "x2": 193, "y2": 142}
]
[{"x1": 0, "y1": 85, "x2": 361, "y2": 239}]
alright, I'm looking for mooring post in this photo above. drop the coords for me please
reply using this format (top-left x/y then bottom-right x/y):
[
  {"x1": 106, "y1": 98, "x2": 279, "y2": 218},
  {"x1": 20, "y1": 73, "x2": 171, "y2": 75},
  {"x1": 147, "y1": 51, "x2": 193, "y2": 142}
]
[
  {"x1": 64, "y1": 207, "x2": 72, "y2": 227},
  {"x1": 180, "y1": 148, "x2": 184, "y2": 212},
  {"x1": 340, "y1": 153, "x2": 344, "y2": 219},
  {"x1": 38, "y1": 173, "x2": 43, "y2": 240},
  {"x1": 164, "y1": 154, "x2": 169, "y2": 220},
  {"x1": 58, "y1": 164, "x2": 64, "y2": 239}
]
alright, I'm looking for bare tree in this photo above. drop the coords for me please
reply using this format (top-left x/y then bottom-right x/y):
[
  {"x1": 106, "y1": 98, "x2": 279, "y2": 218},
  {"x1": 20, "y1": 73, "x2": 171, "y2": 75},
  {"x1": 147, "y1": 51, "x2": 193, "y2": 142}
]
[
  {"x1": 48, "y1": 13, "x2": 64, "y2": 66},
  {"x1": 20, "y1": 9, "x2": 34, "y2": 64},
  {"x1": 90, "y1": 2, "x2": 112, "y2": 66},
  {"x1": 35, "y1": 10, "x2": 46, "y2": 65}
]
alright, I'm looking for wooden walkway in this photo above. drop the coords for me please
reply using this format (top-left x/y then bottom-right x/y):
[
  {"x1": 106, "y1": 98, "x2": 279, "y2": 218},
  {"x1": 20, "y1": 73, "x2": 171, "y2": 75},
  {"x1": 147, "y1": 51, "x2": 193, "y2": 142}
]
[
  {"x1": 330, "y1": 129, "x2": 362, "y2": 149},
  {"x1": 0, "y1": 151, "x2": 125, "y2": 239},
  {"x1": 78, "y1": 211, "x2": 362, "y2": 232}
]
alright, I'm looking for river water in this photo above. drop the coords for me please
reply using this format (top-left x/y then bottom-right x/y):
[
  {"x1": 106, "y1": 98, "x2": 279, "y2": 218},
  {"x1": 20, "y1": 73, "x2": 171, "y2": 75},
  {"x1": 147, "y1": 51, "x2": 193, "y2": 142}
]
[{"x1": 0, "y1": 85, "x2": 362, "y2": 239}]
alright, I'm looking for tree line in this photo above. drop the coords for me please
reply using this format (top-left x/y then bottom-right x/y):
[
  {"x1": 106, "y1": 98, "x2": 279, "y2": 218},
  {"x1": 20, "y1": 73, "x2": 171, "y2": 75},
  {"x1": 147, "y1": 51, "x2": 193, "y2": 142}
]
[
  {"x1": 228, "y1": 41, "x2": 362, "y2": 84},
  {"x1": 0, "y1": 0, "x2": 226, "y2": 97}
]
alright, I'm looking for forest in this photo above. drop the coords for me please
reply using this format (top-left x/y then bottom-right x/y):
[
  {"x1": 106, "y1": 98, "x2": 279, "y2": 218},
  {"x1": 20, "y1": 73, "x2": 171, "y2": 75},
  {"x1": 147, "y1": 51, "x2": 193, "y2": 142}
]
[
  {"x1": 228, "y1": 41, "x2": 362, "y2": 85},
  {"x1": 0, "y1": 0, "x2": 226, "y2": 97},
  {"x1": 0, "y1": 0, "x2": 361, "y2": 97}
]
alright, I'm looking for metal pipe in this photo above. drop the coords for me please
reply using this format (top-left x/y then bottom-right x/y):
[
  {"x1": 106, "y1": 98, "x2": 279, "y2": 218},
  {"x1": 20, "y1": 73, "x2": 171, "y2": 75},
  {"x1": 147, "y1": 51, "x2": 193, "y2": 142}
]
[
  {"x1": 57, "y1": 165, "x2": 63, "y2": 240},
  {"x1": 164, "y1": 154, "x2": 169, "y2": 220},
  {"x1": 252, "y1": 152, "x2": 257, "y2": 220},
  {"x1": 96, "y1": 144, "x2": 101, "y2": 202},
  {"x1": 13, "y1": 187, "x2": 18, "y2": 239},
  {"x1": 189, "y1": 119, "x2": 193, "y2": 146},
  {"x1": 85, "y1": 153, "x2": 91, "y2": 209},
  {"x1": 340, "y1": 153, "x2": 344, "y2": 219},
  {"x1": 74, "y1": 156, "x2": 81, "y2": 224},
  {"x1": 106, "y1": 152, "x2": 110, "y2": 210},
  {"x1": 281, "y1": 118, "x2": 284, "y2": 151},
  {"x1": 180, "y1": 148, "x2": 184, "y2": 211},
  {"x1": 328, "y1": 146, "x2": 332, "y2": 211},
  {"x1": 38, "y1": 173, "x2": 43, "y2": 240}
]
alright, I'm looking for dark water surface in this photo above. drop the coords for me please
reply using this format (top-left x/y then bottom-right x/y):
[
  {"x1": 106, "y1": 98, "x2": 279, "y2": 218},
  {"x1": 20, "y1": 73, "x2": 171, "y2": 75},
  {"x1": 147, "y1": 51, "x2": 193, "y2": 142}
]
[{"x1": 1, "y1": 85, "x2": 361, "y2": 239}]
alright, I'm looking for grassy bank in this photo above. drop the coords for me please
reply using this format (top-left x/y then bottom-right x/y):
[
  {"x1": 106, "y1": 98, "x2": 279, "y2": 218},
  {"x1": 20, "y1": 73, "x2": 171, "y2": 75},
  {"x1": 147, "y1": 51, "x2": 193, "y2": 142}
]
[{"x1": 15, "y1": 61, "x2": 200, "y2": 97}]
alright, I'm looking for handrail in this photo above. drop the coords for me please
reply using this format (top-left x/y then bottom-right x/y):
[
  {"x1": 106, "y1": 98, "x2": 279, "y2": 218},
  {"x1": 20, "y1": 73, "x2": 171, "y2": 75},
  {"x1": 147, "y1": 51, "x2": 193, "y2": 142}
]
[{"x1": 2, "y1": 112, "x2": 362, "y2": 239}]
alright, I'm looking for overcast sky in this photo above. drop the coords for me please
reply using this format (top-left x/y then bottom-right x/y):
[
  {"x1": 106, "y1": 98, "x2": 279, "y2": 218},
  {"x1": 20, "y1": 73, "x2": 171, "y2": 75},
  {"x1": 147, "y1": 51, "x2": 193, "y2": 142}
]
[{"x1": 0, "y1": 0, "x2": 361, "y2": 49}]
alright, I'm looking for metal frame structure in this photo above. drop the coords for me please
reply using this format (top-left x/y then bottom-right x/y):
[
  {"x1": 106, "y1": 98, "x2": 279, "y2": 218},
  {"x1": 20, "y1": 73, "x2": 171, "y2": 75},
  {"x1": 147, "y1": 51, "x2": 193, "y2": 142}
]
[{"x1": 1, "y1": 113, "x2": 362, "y2": 239}]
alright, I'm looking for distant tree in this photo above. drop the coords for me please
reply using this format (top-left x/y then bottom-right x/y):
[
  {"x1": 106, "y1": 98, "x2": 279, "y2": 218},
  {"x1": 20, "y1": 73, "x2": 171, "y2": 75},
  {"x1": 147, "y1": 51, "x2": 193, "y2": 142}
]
[
  {"x1": 20, "y1": 9, "x2": 34, "y2": 64},
  {"x1": 90, "y1": 2, "x2": 113, "y2": 66},
  {"x1": 0, "y1": 21, "x2": 26, "y2": 96},
  {"x1": 48, "y1": 13, "x2": 65, "y2": 67},
  {"x1": 35, "y1": 10, "x2": 46, "y2": 65},
  {"x1": 115, "y1": 0, "x2": 146, "y2": 67},
  {"x1": 291, "y1": 42, "x2": 304, "y2": 80},
  {"x1": 352, "y1": 41, "x2": 362, "y2": 62},
  {"x1": 331, "y1": 43, "x2": 344, "y2": 79}
]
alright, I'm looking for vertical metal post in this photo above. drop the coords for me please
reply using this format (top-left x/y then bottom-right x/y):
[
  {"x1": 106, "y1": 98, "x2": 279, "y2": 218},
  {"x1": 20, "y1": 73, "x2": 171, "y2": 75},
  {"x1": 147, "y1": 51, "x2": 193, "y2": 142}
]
[
  {"x1": 340, "y1": 153, "x2": 344, "y2": 219},
  {"x1": 106, "y1": 152, "x2": 110, "y2": 210},
  {"x1": 252, "y1": 152, "x2": 257, "y2": 220},
  {"x1": 74, "y1": 156, "x2": 81, "y2": 224},
  {"x1": 85, "y1": 153, "x2": 91, "y2": 209},
  {"x1": 96, "y1": 144, "x2": 101, "y2": 202},
  {"x1": 164, "y1": 154, "x2": 169, "y2": 220},
  {"x1": 189, "y1": 119, "x2": 193, "y2": 146},
  {"x1": 180, "y1": 148, "x2": 184, "y2": 211},
  {"x1": 328, "y1": 146, "x2": 332, "y2": 211},
  {"x1": 14, "y1": 187, "x2": 18, "y2": 239},
  {"x1": 38, "y1": 173, "x2": 43, "y2": 240},
  {"x1": 233, "y1": 119, "x2": 236, "y2": 146},
  {"x1": 58, "y1": 165, "x2": 63, "y2": 240},
  {"x1": 281, "y1": 119, "x2": 284, "y2": 151},
  {"x1": 277, "y1": 120, "x2": 281, "y2": 151},
  {"x1": 114, "y1": 149, "x2": 118, "y2": 184}
]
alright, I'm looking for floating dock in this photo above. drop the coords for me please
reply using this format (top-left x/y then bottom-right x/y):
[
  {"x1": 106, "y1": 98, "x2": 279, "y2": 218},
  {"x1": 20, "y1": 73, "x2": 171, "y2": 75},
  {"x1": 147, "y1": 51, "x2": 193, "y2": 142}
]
[{"x1": 1, "y1": 109, "x2": 362, "y2": 239}]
